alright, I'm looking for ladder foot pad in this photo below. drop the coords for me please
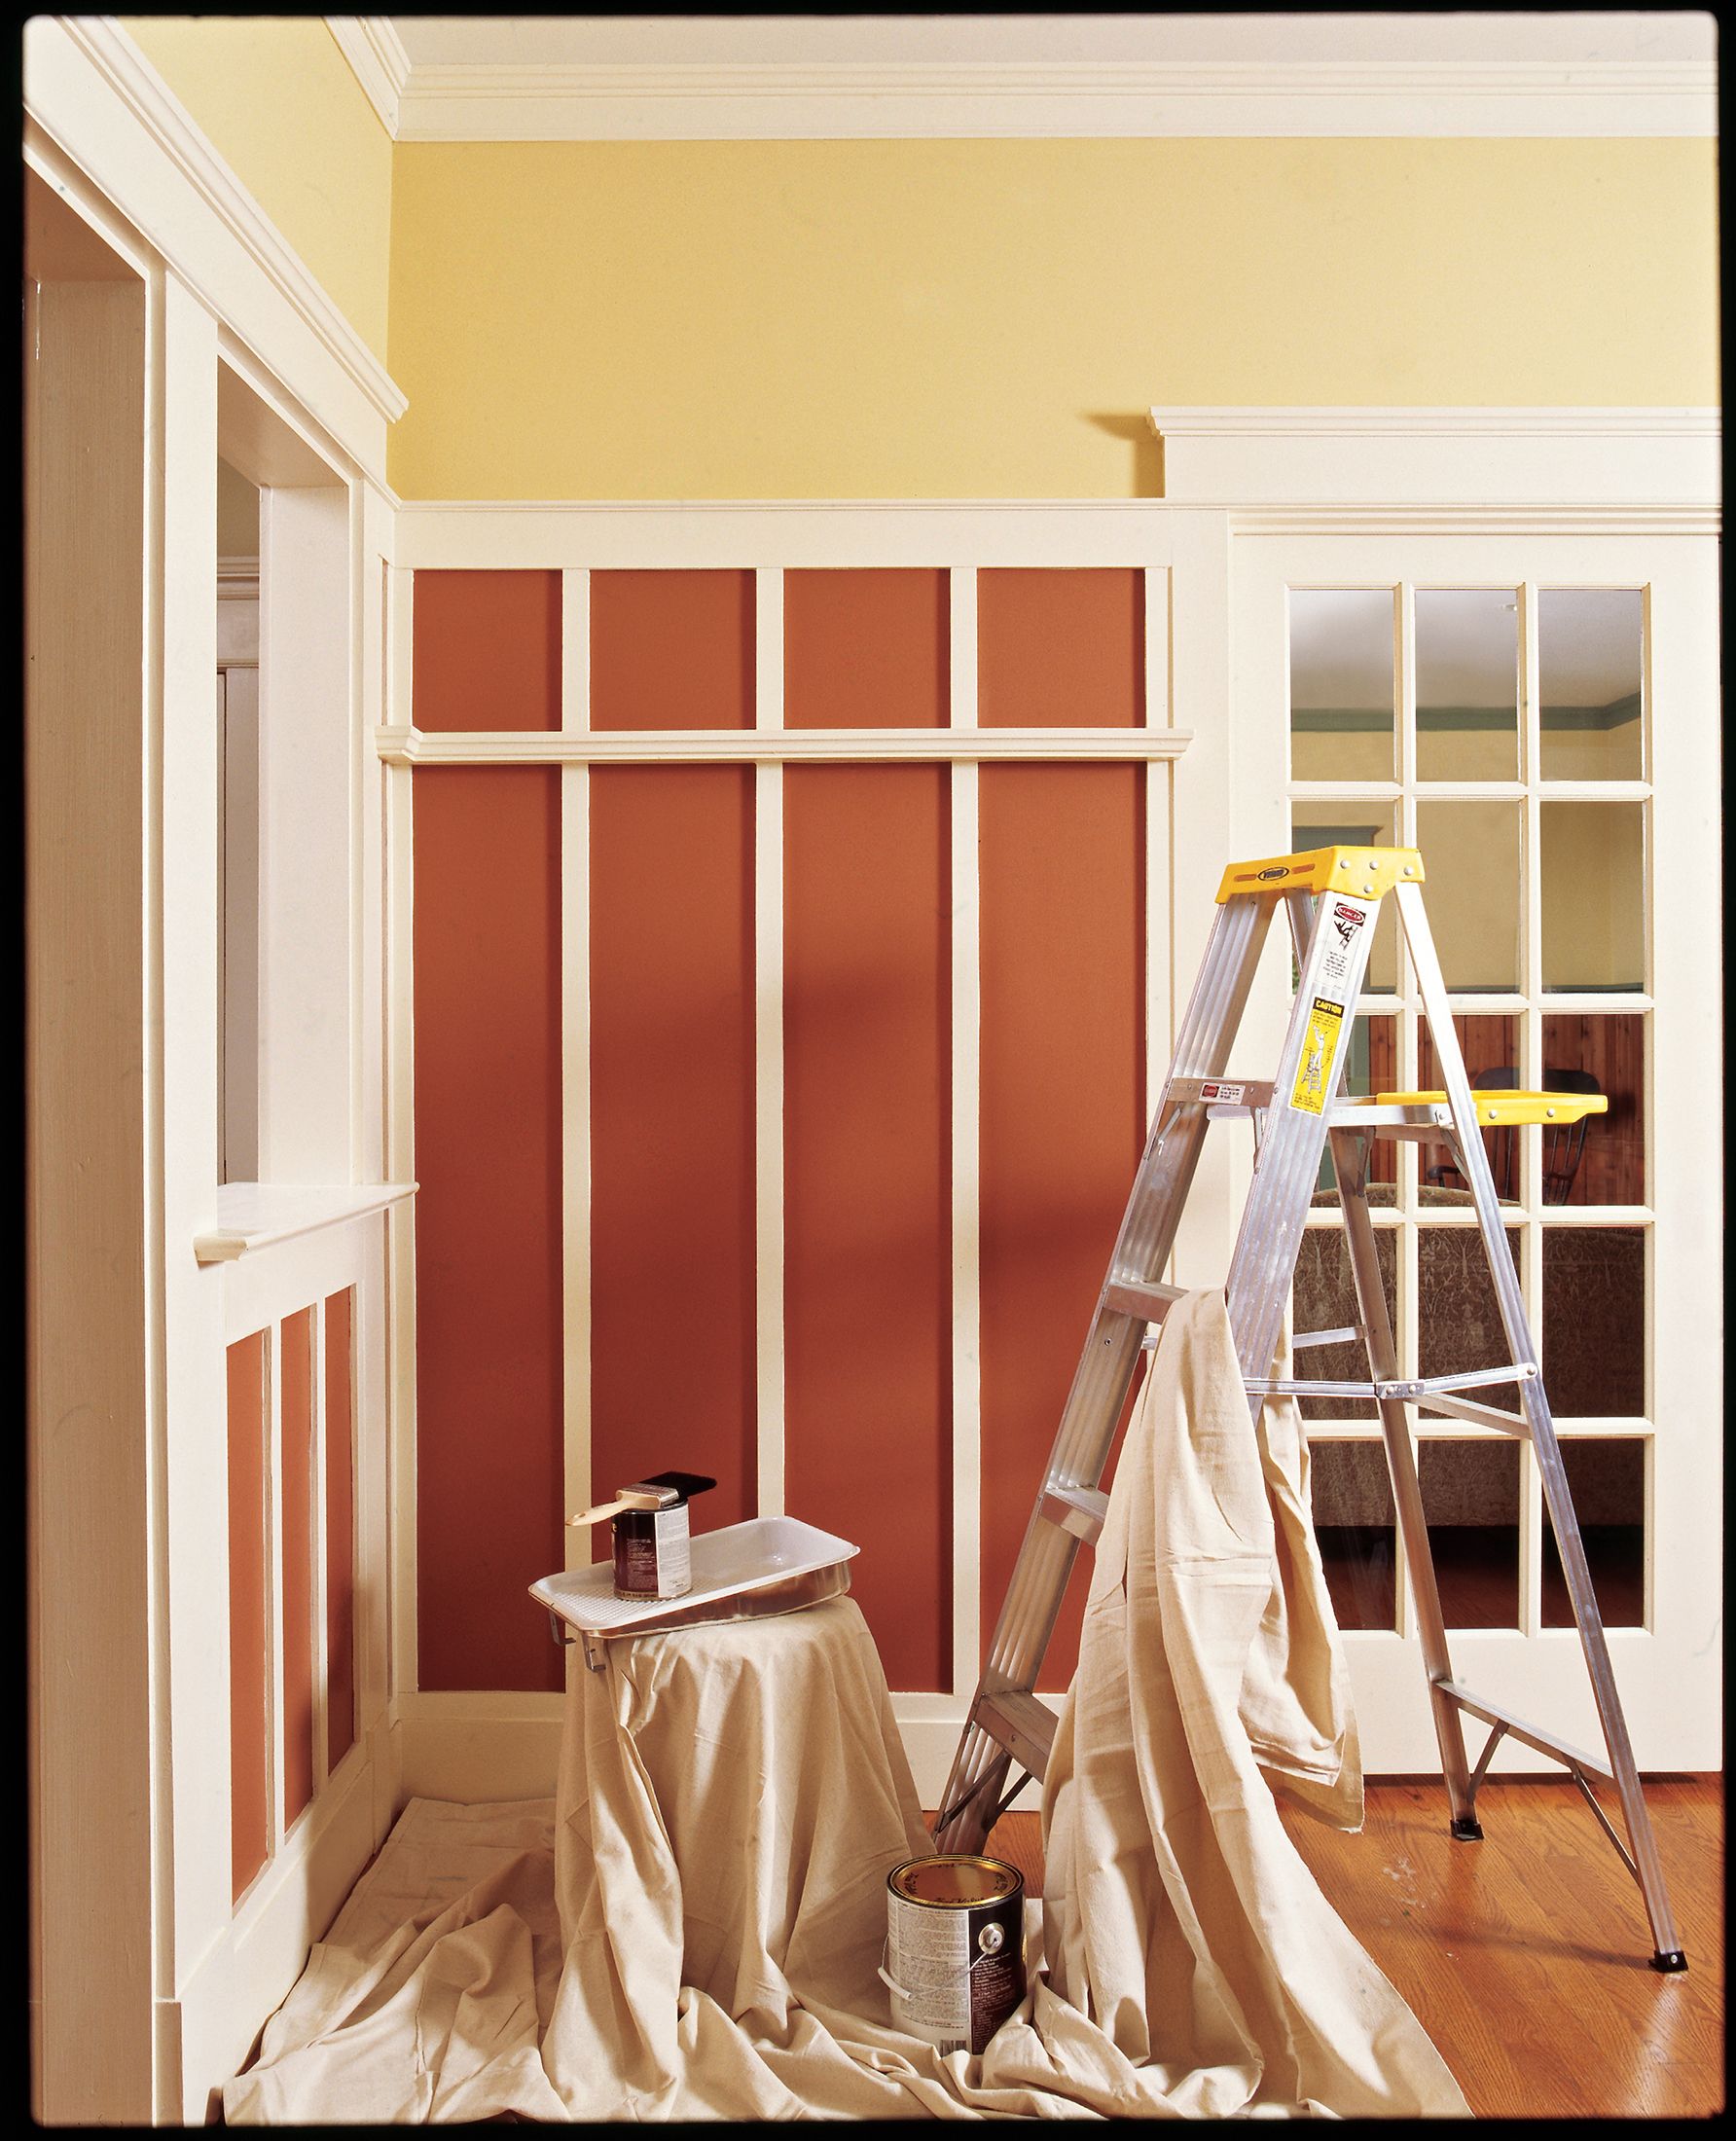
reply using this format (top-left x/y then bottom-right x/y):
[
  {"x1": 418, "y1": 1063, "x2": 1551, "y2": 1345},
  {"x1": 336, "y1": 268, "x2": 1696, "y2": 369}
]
[
  {"x1": 1450, "y1": 1817, "x2": 1485, "y2": 1841},
  {"x1": 1649, "y1": 1949, "x2": 1689, "y2": 1975}
]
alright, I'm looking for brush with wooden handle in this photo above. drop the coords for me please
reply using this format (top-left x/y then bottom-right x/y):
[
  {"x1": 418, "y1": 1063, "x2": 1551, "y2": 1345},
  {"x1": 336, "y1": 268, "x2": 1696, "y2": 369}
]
[{"x1": 566, "y1": 1487, "x2": 667, "y2": 1528}]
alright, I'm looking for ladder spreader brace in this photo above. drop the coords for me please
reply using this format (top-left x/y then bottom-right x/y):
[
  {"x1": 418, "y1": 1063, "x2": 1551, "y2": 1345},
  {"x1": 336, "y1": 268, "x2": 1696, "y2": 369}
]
[{"x1": 933, "y1": 843, "x2": 1685, "y2": 1974}]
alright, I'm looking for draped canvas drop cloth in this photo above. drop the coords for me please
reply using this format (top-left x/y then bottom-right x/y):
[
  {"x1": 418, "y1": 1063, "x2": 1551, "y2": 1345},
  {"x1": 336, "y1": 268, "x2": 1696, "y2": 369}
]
[{"x1": 225, "y1": 1288, "x2": 1467, "y2": 2122}]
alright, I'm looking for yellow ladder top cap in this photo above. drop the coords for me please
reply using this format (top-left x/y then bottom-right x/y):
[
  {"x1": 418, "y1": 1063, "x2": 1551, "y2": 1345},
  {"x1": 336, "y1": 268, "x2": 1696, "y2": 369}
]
[
  {"x1": 1215, "y1": 844, "x2": 1426, "y2": 903},
  {"x1": 1377, "y1": 1089, "x2": 1609, "y2": 1128}
]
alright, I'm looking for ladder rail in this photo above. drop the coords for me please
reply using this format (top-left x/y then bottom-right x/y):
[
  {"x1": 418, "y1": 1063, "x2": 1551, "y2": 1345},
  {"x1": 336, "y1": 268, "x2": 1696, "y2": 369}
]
[
  {"x1": 1330, "y1": 1126, "x2": 1480, "y2": 1833},
  {"x1": 1392, "y1": 880, "x2": 1684, "y2": 1963},
  {"x1": 936, "y1": 892, "x2": 1280, "y2": 1847},
  {"x1": 1223, "y1": 887, "x2": 1377, "y2": 1403}
]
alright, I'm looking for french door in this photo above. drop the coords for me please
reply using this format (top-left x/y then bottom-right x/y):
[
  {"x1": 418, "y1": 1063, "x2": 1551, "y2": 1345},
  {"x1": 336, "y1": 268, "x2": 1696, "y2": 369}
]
[{"x1": 1231, "y1": 529, "x2": 1720, "y2": 1772}]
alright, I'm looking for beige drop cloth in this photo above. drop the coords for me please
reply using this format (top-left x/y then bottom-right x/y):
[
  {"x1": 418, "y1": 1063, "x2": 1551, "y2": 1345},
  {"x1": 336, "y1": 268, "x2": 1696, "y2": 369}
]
[{"x1": 225, "y1": 1290, "x2": 1468, "y2": 2121}]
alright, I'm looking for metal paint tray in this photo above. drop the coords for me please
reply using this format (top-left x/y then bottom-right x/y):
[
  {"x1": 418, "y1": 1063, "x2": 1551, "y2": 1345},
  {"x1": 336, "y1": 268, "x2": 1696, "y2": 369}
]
[{"x1": 530, "y1": 1515, "x2": 859, "y2": 1670}]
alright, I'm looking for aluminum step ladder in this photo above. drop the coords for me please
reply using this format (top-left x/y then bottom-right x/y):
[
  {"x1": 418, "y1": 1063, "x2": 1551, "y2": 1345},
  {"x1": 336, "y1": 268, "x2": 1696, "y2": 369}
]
[{"x1": 932, "y1": 842, "x2": 1685, "y2": 1974}]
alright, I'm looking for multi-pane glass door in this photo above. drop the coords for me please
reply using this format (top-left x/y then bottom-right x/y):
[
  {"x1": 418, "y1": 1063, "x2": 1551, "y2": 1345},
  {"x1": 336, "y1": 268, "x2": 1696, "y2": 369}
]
[{"x1": 1233, "y1": 532, "x2": 1719, "y2": 1773}]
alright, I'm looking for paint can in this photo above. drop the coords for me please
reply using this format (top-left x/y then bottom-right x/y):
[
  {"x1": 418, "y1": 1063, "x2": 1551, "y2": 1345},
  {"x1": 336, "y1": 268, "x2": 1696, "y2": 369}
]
[
  {"x1": 609, "y1": 1470, "x2": 715, "y2": 1600},
  {"x1": 568, "y1": 1470, "x2": 717, "y2": 1601},
  {"x1": 882, "y1": 1854, "x2": 1026, "y2": 2054}
]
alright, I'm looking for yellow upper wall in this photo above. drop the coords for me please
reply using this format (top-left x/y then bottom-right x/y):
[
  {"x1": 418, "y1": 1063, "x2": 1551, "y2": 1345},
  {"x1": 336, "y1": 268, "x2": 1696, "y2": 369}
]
[
  {"x1": 385, "y1": 137, "x2": 1718, "y2": 500},
  {"x1": 125, "y1": 16, "x2": 392, "y2": 366}
]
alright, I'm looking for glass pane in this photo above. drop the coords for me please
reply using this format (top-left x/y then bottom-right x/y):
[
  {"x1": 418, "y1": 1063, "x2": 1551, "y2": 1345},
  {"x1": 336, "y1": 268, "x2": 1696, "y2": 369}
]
[
  {"x1": 1418, "y1": 1225, "x2": 1524, "y2": 1416},
  {"x1": 1413, "y1": 800, "x2": 1522, "y2": 993},
  {"x1": 1417, "y1": 1014, "x2": 1521, "y2": 1207},
  {"x1": 1415, "y1": 589, "x2": 1519, "y2": 781},
  {"x1": 1291, "y1": 1222, "x2": 1396, "y2": 1420},
  {"x1": 1538, "y1": 588, "x2": 1645, "y2": 781},
  {"x1": 1316, "y1": 1013, "x2": 1398, "y2": 1195},
  {"x1": 1289, "y1": 589, "x2": 1395, "y2": 780},
  {"x1": 1539, "y1": 1013, "x2": 1644, "y2": 1205},
  {"x1": 1541, "y1": 1436, "x2": 1646, "y2": 1627},
  {"x1": 1289, "y1": 799, "x2": 1398, "y2": 992},
  {"x1": 1418, "y1": 1438, "x2": 1520, "y2": 1629},
  {"x1": 1540, "y1": 802, "x2": 1646, "y2": 993},
  {"x1": 1307, "y1": 1439, "x2": 1396, "y2": 1630},
  {"x1": 1541, "y1": 1228, "x2": 1646, "y2": 1416}
]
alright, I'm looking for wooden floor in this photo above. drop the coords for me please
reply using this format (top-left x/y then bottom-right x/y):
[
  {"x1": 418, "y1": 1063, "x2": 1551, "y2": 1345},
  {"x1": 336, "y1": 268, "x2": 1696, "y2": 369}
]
[{"x1": 977, "y1": 1774, "x2": 1723, "y2": 2119}]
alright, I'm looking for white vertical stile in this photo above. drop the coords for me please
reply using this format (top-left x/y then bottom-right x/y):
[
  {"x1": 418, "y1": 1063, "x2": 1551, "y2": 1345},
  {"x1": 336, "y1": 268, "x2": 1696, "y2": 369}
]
[
  {"x1": 1518, "y1": 578, "x2": 1546, "y2": 1615},
  {"x1": 561, "y1": 570, "x2": 592, "y2": 1571},
  {"x1": 265, "y1": 1325, "x2": 284, "y2": 1852},
  {"x1": 347, "y1": 481, "x2": 367, "y2": 1181},
  {"x1": 1143, "y1": 565, "x2": 1174, "y2": 1116},
  {"x1": 1392, "y1": 582, "x2": 1420, "y2": 1644},
  {"x1": 754, "y1": 569, "x2": 786, "y2": 1517},
  {"x1": 948, "y1": 565, "x2": 982, "y2": 1698},
  {"x1": 383, "y1": 567, "x2": 418, "y2": 1696},
  {"x1": 310, "y1": 1300, "x2": 329, "y2": 1790}
]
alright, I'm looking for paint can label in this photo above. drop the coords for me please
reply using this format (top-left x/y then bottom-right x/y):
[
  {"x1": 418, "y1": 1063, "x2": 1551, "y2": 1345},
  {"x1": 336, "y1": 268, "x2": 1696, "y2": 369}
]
[
  {"x1": 884, "y1": 1855, "x2": 1026, "y2": 2055},
  {"x1": 612, "y1": 1504, "x2": 692, "y2": 1599}
]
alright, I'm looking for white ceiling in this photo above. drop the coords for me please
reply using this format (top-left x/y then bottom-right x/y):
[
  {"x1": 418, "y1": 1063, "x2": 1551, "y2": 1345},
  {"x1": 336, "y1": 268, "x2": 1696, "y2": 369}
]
[{"x1": 388, "y1": 15, "x2": 1717, "y2": 69}]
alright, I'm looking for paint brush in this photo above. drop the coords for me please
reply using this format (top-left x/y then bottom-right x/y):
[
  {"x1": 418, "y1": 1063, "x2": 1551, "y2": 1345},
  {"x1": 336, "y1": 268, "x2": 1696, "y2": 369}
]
[{"x1": 566, "y1": 1488, "x2": 666, "y2": 1528}]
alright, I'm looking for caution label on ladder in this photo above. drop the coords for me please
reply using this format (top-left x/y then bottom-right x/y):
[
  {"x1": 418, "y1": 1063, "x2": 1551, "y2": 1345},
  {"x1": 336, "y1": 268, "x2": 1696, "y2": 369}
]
[{"x1": 1291, "y1": 996, "x2": 1345, "y2": 1114}]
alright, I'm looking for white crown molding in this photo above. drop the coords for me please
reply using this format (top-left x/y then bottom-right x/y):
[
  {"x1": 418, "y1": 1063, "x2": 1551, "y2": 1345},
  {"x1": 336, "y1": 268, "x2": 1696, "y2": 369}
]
[
  {"x1": 385, "y1": 57, "x2": 1717, "y2": 143},
  {"x1": 1148, "y1": 406, "x2": 1722, "y2": 511},
  {"x1": 325, "y1": 16, "x2": 412, "y2": 138},
  {"x1": 28, "y1": 18, "x2": 407, "y2": 436}
]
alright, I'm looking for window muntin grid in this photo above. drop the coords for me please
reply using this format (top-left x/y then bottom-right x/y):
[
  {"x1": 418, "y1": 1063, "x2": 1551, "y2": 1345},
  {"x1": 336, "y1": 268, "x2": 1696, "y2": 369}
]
[{"x1": 1286, "y1": 580, "x2": 1653, "y2": 1640}]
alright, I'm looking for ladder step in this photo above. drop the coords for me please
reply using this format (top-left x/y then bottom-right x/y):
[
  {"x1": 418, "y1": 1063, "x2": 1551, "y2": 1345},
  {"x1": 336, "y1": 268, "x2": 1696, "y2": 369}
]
[
  {"x1": 1248, "y1": 1363, "x2": 1536, "y2": 1402},
  {"x1": 1168, "y1": 1075, "x2": 1275, "y2": 1110},
  {"x1": 974, "y1": 1687, "x2": 1059, "y2": 1780},
  {"x1": 1434, "y1": 1681, "x2": 1614, "y2": 1786},
  {"x1": 1376, "y1": 1088, "x2": 1609, "y2": 1129},
  {"x1": 1040, "y1": 1481, "x2": 1107, "y2": 1544},
  {"x1": 1103, "y1": 1278, "x2": 1188, "y2": 1324}
]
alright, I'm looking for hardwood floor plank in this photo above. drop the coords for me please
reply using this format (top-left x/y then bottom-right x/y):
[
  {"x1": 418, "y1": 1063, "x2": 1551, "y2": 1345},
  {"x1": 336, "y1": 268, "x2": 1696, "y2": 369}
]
[{"x1": 958, "y1": 1775, "x2": 1723, "y2": 2119}]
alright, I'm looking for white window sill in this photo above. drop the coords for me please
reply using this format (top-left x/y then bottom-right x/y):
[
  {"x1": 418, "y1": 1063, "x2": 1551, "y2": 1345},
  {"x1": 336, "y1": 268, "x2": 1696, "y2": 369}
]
[{"x1": 195, "y1": 1181, "x2": 417, "y2": 1264}]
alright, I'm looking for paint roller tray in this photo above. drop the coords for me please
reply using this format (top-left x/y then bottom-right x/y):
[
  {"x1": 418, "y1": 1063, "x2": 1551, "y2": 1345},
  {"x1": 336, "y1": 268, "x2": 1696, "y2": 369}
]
[{"x1": 530, "y1": 1516, "x2": 860, "y2": 1650}]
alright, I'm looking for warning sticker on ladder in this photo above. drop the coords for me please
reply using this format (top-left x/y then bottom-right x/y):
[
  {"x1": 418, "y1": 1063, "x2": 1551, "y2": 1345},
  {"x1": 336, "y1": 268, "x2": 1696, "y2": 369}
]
[{"x1": 1291, "y1": 996, "x2": 1345, "y2": 1114}]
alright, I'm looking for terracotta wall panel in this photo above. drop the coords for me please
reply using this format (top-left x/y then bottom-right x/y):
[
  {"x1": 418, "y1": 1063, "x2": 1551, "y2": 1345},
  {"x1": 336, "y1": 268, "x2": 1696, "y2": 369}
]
[
  {"x1": 414, "y1": 767, "x2": 563, "y2": 1691},
  {"x1": 979, "y1": 765, "x2": 1145, "y2": 1688},
  {"x1": 591, "y1": 569, "x2": 755, "y2": 730},
  {"x1": 279, "y1": 1306, "x2": 315, "y2": 1826},
  {"x1": 590, "y1": 767, "x2": 757, "y2": 1537},
  {"x1": 978, "y1": 567, "x2": 1143, "y2": 729},
  {"x1": 413, "y1": 570, "x2": 561, "y2": 732},
  {"x1": 226, "y1": 1328, "x2": 270, "y2": 1903},
  {"x1": 784, "y1": 568, "x2": 949, "y2": 729},
  {"x1": 784, "y1": 766, "x2": 951, "y2": 1690},
  {"x1": 324, "y1": 1287, "x2": 356, "y2": 1770}
]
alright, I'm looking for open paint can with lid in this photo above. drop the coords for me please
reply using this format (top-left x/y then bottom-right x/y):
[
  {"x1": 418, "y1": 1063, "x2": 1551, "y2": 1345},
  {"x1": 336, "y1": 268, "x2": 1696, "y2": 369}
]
[
  {"x1": 568, "y1": 1470, "x2": 715, "y2": 1601},
  {"x1": 881, "y1": 1854, "x2": 1026, "y2": 2054}
]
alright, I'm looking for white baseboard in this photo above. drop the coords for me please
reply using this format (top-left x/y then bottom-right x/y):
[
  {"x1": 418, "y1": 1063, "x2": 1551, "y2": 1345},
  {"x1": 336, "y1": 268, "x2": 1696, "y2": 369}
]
[{"x1": 388, "y1": 1687, "x2": 1051, "y2": 1818}]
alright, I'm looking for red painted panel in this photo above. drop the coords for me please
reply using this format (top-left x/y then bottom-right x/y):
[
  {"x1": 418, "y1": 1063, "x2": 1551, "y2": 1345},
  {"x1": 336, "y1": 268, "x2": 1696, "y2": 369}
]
[
  {"x1": 590, "y1": 767, "x2": 756, "y2": 1542},
  {"x1": 784, "y1": 569, "x2": 949, "y2": 729},
  {"x1": 413, "y1": 570, "x2": 561, "y2": 732},
  {"x1": 978, "y1": 568, "x2": 1143, "y2": 728},
  {"x1": 414, "y1": 768, "x2": 563, "y2": 1691},
  {"x1": 226, "y1": 1328, "x2": 269, "y2": 1903},
  {"x1": 280, "y1": 1306, "x2": 315, "y2": 1826},
  {"x1": 784, "y1": 767, "x2": 951, "y2": 1691},
  {"x1": 591, "y1": 570, "x2": 755, "y2": 730},
  {"x1": 979, "y1": 766, "x2": 1145, "y2": 1688},
  {"x1": 324, "y1": 1287, "x2": 356, "y2": 1771}
]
